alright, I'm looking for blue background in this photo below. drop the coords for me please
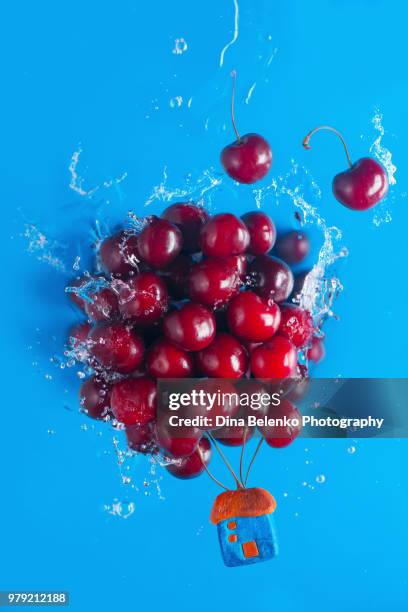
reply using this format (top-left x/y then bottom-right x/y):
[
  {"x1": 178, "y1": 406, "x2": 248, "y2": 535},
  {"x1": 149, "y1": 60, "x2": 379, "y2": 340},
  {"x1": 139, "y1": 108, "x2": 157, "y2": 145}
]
[{"x1": 1, "y1": 1, "x2": 407, "y2": 611}]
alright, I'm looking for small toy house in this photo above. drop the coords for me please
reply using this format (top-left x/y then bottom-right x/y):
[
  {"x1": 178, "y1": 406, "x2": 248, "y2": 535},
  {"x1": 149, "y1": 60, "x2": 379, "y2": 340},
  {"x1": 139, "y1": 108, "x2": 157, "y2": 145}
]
[{"x1": 210, "y1": 487, "x2": 278, "y2": 567}]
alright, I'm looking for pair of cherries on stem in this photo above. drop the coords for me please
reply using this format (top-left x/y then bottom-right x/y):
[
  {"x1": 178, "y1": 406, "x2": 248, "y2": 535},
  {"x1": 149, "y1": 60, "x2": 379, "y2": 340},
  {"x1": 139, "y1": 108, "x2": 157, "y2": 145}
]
[{"x1": 221, "y1": 72, "x2": 389, "y2": 210}]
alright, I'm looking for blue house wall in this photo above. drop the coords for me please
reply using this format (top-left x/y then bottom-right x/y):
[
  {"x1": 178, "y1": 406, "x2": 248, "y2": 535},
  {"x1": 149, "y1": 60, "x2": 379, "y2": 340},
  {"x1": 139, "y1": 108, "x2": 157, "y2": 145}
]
[{"x1": 217, "y1": 515, "x2": 278, "y2": 567}]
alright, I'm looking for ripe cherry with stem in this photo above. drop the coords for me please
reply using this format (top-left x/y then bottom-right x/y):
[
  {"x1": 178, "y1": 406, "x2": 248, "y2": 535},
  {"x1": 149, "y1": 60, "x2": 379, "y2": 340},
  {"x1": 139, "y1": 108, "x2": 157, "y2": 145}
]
[
  {"x1": 221, "y1": 71, "x2": 272, "y2": 184},
  {"x1": 303, "y1": 125, "x2": 389, "y2": 211}
]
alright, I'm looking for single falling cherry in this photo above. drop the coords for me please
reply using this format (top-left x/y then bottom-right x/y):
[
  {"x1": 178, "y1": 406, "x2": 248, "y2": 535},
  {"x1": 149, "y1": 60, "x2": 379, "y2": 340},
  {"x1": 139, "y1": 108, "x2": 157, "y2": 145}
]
[
  {"x1": 221, "y1": 71, "x2": 272, "y2": 184},
  {"x1": 303, "y1": 125, "x2": 389, "y2": 210},
  {"x1": 166, "y1": 437, "x2": 212, "y2": 479}
]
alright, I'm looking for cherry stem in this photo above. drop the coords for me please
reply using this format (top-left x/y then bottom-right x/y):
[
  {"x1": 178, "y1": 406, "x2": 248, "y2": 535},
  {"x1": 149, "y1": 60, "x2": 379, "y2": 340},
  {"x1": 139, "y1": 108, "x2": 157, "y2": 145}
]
[
  {"x1": 239, "y1": 426, "x2": 248, "y2": 488},
  {"x1": 303, "y1": 125, "x2": 353, "y2": 169},
  {"x1": 197, "y1": 448, "x2": 229, "y2": 491},
  {"x1": 244, "y1": 436, "x2": 264, "y2": 487},
  {"x1": 230, "y1": 70, "x2": 241, "y2": 143},
  {"x1": 208, "y1": 432, "x2": 244, "y2": 489}
]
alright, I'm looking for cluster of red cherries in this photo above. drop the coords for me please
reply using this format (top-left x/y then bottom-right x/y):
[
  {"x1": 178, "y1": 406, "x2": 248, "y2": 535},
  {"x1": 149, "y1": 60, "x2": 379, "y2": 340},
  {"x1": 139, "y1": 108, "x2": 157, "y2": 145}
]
[
  {"x1": 66, "y1": 73, "x2": 389, "y2": 481},
  {"x1": 67, "y1": 203, "x2": 324, "y2": 479}
]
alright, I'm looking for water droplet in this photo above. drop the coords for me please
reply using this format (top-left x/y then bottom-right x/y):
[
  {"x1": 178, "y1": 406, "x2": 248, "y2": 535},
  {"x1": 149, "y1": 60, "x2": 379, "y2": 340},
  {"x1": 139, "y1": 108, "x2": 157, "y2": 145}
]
[
  {"x1": 169, "y1": 96, "x2": 183, "y2": 108},
  {"x1": 347, "y1": 445, "x2": 356, "y2": 454},
  {"x1": 172, "y1": 37, "x2": 188, "y2": 55},
  {"x1": 315, "y1": 474, "x2": 326, "y2": 484}
]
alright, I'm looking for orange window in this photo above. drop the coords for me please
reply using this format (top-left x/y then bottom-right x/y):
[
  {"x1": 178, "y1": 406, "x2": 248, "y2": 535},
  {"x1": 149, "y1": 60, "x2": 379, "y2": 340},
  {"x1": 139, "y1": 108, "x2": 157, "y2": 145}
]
[
  {"x1": 227, "y1": 521, "x2": 237, "y2": 530},
  {"x1": 228, "y1": 534, "x2": 238, "y2": 543},
  {"x1": 242, "y1": 540, "x2": 259, "y2": 558}
]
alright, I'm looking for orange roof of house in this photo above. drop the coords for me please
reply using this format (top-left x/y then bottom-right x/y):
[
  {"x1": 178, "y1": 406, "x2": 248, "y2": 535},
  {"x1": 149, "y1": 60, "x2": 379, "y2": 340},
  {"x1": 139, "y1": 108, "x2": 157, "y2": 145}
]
[{"x1": 210, "y1": 487, "x2": 277, "y2": 524}]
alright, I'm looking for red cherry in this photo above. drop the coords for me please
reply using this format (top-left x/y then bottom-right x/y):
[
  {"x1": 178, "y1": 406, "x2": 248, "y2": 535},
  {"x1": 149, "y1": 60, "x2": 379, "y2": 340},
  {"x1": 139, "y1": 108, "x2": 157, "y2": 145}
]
[
  {"x1": 156, "y1": 413, "x2": 202, "y2": 458},
  {"x1": 214, "y1": 424, "x2": 254, "y2": 446},
  {"x1": 163, "y1": 303, "x2": 216, "y2": 351},
  {"x1": 159, "y1": 254, "x2": 192, "y2": 299},
  {"x1": 199, "y1": 213, "x2": 249, "y2": 258},
  {"x1": 221, "y1": 133, "x2": 272, "y2": 184},
  {"x1": 303, "y1": 126, "x2": 389, "y2": 210},
  {"x1": 259, "y1": 399, "x2": 302, "y2": 448},
  {"x1": 161, "y1": 202, "x2": 209, "y2": 253},
  {"x1": 241, "y1": 211, "x2": 276, "y2": 255},
  {"x1": 278, "y1": 304, "x2": 314, "y2": 348},
  {"x1": 196, "y1": 333, "x2": 248, "y2": 378},
  {"x1": 290, "y1": 269, "x2": 311, "y2": 303},
  {"x1": 225, "y1": 254, "x2": 247, "y2": 279},
  {"x1": 68, "y1": 322, "x2": 91, "y2": 350},
  {"x1": 227, "y1": 291, "x2": 281, "y2": 342},
  {"x1": 89, "y1": 323, "x2": 144, "y2": 373},
  {"x1": 99, "y1": 231, "x2": 140, "y2": 276},
  {"x1": 79, "y1": 375, "x2": 112, "y2": 420},
  {"x1": 118, "y1": 272, "x2": 168, "y2": 325},
  {"x1": 110, "y1": 377, "x2": 156, "y2": 426},
  {"x1": 146, "y1": 338, "x2": 194, "y2": 378},
  {"x1": 126, "y1": 422, "x2": 157, "y2": 454},
  {"x1": 137, "y1": 216, "x2": 182, "y2": 269},
  {"x1": 275, "y1": 231, "x2": 310, "y2": 264},
  {"x1": 249, "y1": 255, "x2": 294, "y2": 303},
  {"x1": 189, "y1": 257, "x2": 240, "y2": 308},
  {"x1": 307, "y1": 336, "x2": 325, "y2": 364},
  {"x1": 166, "y1": 437, "x2": 212, "y2": 479},
  {"x1": 250, "y1": 336, "x2": 297, "y2": 379},
  {"x1": 85, "y1": 287, "x2": 119, "y2": 322}
]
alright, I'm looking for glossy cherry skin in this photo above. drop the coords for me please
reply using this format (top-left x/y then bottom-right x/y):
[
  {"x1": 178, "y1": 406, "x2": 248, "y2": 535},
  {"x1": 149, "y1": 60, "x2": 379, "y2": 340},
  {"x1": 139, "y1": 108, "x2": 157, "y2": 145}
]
[
  {"x1": 137, "y1": 216, "x2": 182, "y2": 269},
  {"x1": 226, "y1": 254, "x2": 247, "y2": 279},
  {"x1": 214, "y1": 424, "x2": 255, "y2": 446},
  {"x1": 333, "y1": 157, "x2": 389, "y2": 211},
  {"x1": 221, "y1": 133, "x2": 272, "y2": 184},
  {"x1": 159, "y1": 254, "x2": 192, "y2": 300},
  {"x1": 196, "y1": 333, "x2": 248, "y2": 378},
  {"x1": 307, "y1": 336, "x2": 325, "y2": 364},
  {"x1": 161, "y1": 202, "x2": 209, "y2": 253},
  {"x1": 166, "y1": 437, "x2": 212, "y2": 479},
  {"x1": 110, "y1": 377, "x2": 157, "y2": 426},
  {"x1": 199, "y1": 213, "x2": 250, "y2": 258},
  {"x1": 79, "y1": 375, "x2": 112, "y2": 420},
  {"x1": 99, "y1": 231, "x2": 140, "y2": 276},
  {"x1": 118, "y1": 272, "x2": 168, "y2": 325},
  {"x1": 249, "y1": 255, "x2": 294, "y2": 303},
  {"x1": 258, "y1": 399, "x2": 302, "y2": 448},
  {"x1": 146, "y1": 338, "x2": 194, "y2": 378},
  {"x1": 189, "y1": 258, "x2": 240, "y2": 308},
  {"x1": 125, "y1": 422, "x2": 157, "y2": 454},
  {"x1": 250, "y1": 336, "x2": 298, "y2": 379},
  {"x1": 156, "y1": 413, "x2": 202, "y2": 458},
  {"x1": 275, "y1": 231, "x2": 310, "y2": 264},
  {"x1": 163, "y1": 303, "x2": 216, "y2": 352},
  {"x1": 278, "y1": 304, "x2": 314, "y2": 348},
  {"x1": 241, "y1": 211, "x2": 276, "y2": 255},
  {"x1": 89, "y1": 323, "x2": 144, "y2": 374},
  {"x1": 85, "y1": 287, "x2": 119, "y2": 322},
  {"x1": 227, "y1": 291, "x2": 281, "y2": 342}
]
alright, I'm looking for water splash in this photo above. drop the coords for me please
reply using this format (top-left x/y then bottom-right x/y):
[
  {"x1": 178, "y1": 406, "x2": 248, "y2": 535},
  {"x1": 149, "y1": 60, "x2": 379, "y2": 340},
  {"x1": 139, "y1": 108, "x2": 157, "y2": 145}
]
[
  {"x1": 104, "y1": 499, "x2": 135, "y2": 519},
  {"x1": 219, "y1": 0, "x2": 239, "y2": 67},
  {"x1": 245, "y1": 82, "x2": 257, "y2": 105},
  {"x1": 253, "y1": 161, "x2": 347, "y2": 326},
  {"x1": 370, "y1": 109, "x2": 397, "y2": 186},
  {"x1": 69, "y1": 146, "x2": 127, "y2": 198},
  {"x1": 23, "y1": 224, "x2": 67, "y2": 273},
  {"x1": 144, "y1": 167, "x2": 222, "y2": 208}
]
